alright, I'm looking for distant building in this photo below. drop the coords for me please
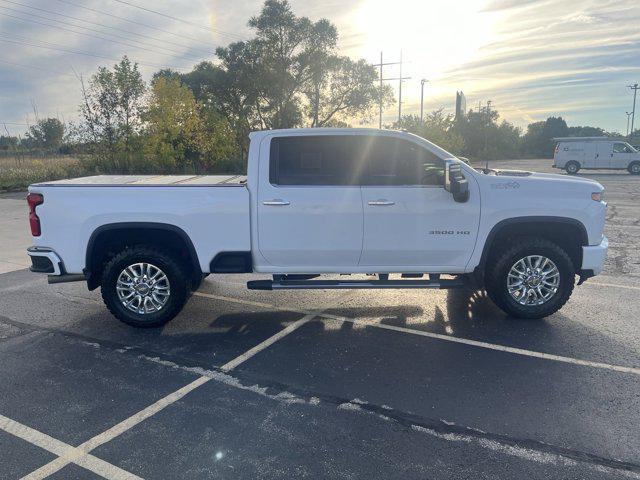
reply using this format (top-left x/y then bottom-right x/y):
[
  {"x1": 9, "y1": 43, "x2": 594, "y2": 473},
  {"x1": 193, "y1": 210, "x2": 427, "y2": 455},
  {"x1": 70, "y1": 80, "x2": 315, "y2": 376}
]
[{"x1": 455, "y1": 91, "x2": 467, "y2": 120}]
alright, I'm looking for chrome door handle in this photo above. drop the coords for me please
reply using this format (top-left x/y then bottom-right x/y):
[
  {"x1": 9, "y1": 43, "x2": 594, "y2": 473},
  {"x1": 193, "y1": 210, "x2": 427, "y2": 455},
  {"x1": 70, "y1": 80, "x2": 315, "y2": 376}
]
[
  {"x1": 262, "y1": 199, "x2": 290, "y2": 206},
  {"x1": 368, "y1": 200, "x2": 395, "y2": 206}
]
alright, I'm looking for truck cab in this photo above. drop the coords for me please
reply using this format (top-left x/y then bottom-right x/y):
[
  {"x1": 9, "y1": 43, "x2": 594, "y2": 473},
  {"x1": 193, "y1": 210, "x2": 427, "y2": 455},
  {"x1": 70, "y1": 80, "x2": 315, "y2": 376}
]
[
  {"x1": 26, "y1": 129, "x2": 609, "y2": 327},
  {"x1": 553, "y1": 137, "x2": 640, "y2": 174},
  {"x1": 248, "y1": 130, "x2": 479, "y2": 273}
]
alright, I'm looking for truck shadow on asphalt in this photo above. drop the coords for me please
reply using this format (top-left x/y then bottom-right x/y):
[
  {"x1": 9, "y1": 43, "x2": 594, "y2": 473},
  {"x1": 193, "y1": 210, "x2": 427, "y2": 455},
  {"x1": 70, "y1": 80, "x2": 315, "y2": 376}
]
[{"x1": 0, "y1": 269, "x2": 635, "y2": 371}]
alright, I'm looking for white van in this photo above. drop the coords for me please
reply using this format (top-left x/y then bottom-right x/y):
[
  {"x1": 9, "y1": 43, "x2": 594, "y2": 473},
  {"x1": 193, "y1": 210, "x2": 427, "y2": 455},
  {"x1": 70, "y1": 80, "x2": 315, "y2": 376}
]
[{"x1": 553, "y1": 137, "x2": 640, "y2": 175}]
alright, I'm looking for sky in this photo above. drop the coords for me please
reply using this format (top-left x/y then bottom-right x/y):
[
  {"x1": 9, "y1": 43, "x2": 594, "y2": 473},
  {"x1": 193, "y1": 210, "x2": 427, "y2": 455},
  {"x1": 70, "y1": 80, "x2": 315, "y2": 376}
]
[{"x1": 0, "y1": 0, "x2": 639, "y2": 136}]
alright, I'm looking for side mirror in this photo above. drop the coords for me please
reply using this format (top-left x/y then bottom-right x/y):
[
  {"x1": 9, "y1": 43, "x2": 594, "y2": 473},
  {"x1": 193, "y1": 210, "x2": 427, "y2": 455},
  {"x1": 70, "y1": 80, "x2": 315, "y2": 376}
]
[{"x1": 445, "y1": 160, "x2": 470, "y2": 203}]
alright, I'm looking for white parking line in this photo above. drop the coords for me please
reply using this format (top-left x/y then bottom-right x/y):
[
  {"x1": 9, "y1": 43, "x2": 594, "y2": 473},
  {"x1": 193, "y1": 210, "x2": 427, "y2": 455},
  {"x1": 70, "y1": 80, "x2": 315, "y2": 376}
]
[
  {"x1": 220, "y1": 315, "x2": 315, "y2": 372},
  {"x1": 19, "y1": 303, "x2": 334, "y2": 479},
  {"x1": 588, "y1": 281, "x2": 640, "y2": 291},
  {"x1": 0, "y1": 415, "x2": 142, "y2": 480},
  {"x1": 193, "y1": 291, "x2": 640, "y2": 376}
]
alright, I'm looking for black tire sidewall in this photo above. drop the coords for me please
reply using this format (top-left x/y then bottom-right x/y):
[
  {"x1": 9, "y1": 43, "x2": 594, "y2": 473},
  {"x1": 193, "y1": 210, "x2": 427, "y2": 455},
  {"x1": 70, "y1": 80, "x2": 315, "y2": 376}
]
[
  {"x1": 565, "y1": 162, "x2": 579, "y2": 174},
  {"x1": 102, "y1": 248, "x2": 188, "y2": 327},
  {"x1": 629, "y1": 162, "x2": 640, "y2": 175},
  {"x1": 487, "y1": 240, "x2": 575, "y2": 319}
]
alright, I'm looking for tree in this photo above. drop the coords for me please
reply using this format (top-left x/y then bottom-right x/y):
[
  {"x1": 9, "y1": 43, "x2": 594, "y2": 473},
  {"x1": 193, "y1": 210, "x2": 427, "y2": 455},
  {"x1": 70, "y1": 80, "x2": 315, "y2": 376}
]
[
  {"x1": 567, "y1": 125, "x2": 606, "y2": 137},
  {"x1": 183, "y1": 58, "x2": 263, "y2": 160},
  {"x1": 144, "y1": 76, "x2": 200, "y2": 172},
  {"x1": 521, "y1": 116, "x2": 569, "y2": 158},
  {"x1": 79, "y1": 56, "x2": 145, "y2": 170},
  {"x1": 24, "y1": 118, "x2": 65, "y2": 150},
  {"x1": 306, "y1": 57, "x2": 393, "y2": 127},
  {"x1": 210, "y1": 0, "x2": 388, "y2": 136},
  {"x1": 394, "y1": 111, "x2": 464, "y2": 154},
  {"x1": 0, "y1": 135, "x2": 19, "y2": 150},
  {"x1": 144, "y1": 77, "x2": 236, "y2": 173},
  {"x1": 454, "y1": 108, "x2": 521, "y2": 160}
]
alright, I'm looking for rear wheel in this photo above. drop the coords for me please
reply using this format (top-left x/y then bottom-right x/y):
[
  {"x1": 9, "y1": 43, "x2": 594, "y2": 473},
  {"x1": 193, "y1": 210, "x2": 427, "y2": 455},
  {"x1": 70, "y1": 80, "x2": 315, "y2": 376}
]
[
  {"x1": 565, "y1": 161, "x2": 580, "y2": 174},
  {"x1": 101, "y1": 246, "x2": 190, "y2": 327},
  {"x1": 628, "y1": 161, "x2": 640, "y2": 175},
  {"x1": 485, "y1": 237, "x2": 575, "y2": 319}
]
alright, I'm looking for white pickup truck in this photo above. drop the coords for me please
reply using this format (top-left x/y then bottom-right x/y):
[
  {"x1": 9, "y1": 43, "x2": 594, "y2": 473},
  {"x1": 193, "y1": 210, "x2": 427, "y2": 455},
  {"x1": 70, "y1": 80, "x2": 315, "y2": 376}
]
[{"x1": 26, "y1": 128, "x2": 608, "y2": 327}]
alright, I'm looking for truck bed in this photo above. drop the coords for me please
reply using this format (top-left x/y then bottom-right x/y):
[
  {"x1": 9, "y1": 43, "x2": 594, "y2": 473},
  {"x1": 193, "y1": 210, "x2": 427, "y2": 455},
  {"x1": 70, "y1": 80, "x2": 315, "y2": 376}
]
[
  {"x1": 32, "y1": 174, "x2": 247, "y2": 187},
  {"x1": 29, "y1": 176, "x2": 251, "y2": 274}
]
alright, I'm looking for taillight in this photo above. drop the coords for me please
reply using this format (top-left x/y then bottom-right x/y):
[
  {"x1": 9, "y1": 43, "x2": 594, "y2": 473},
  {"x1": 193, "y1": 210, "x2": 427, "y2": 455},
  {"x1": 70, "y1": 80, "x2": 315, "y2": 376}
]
[{"x1": 27, "y1": 193, "x2": 44, "y2": 236}]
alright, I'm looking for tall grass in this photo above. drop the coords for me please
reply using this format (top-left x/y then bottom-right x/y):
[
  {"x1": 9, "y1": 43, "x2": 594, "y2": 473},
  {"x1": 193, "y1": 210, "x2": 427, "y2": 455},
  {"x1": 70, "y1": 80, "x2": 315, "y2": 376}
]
[
  {"x1": 0, "y1": 151, "x2": 246, "y2": 192},
  {"x1": 0, "y1": 155, "x2": 86, "y2": 192}
]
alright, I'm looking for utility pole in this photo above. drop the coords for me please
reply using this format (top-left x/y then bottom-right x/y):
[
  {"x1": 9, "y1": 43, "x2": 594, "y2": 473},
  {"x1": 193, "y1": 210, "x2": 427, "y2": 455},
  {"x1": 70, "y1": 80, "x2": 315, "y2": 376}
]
[
  {"x1": 626, "y1": 112, "x2": 633, "y2": 136},
  {"x1": 484, "y1": 100, "x2": 492, "y2": 171},
  {"x1": 372, "y1": 51, "x2": 410, "y2": 128},
  {"x1": 420, "y1": 79, "x2": 429, "y2": 124},
  {"x1": 398, "y1": 50, "x2": 403, "y2": 123},
  {"x1": 629, "y1": 84, "x2": 639, "y2": 135}
]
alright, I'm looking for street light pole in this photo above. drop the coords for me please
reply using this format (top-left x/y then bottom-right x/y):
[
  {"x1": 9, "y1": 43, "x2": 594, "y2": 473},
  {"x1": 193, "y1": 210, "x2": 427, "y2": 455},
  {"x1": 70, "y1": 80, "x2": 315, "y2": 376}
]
[
  {"x1": 420, "y1": 79, "x2": 428, "y2": 124},
  {"x1": 627, "y1": 112, "x2": 633, "y2": 137}
]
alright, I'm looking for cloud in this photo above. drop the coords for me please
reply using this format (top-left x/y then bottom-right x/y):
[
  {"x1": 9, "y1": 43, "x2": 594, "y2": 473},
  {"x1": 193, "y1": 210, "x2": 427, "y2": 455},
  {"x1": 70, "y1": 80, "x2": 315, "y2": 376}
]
[{"x1": 0, "y1": 0, "x2": 638, "y2": 135}]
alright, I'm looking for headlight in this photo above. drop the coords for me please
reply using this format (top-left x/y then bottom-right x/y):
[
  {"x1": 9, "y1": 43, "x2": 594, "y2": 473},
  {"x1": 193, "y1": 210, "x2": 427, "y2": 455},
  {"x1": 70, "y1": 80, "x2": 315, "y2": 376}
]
[{"x1": 591, "y1": 191, "x2": 604, "y2": 202}]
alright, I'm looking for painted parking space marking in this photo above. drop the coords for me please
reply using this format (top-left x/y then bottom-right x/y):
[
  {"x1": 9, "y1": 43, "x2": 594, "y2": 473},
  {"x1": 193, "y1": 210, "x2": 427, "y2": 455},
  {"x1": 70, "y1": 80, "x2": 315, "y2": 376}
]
[
  {"x1": 19, "y1": 299, "x2": 341, "y2": 479},
  {"x1": 193, "y1": 291, "x2": 640, "y2": 376},
  {"x1": 0, "y1": 414, "x2": 141, "y2": 480},
  {"x1": 588, "y1": 281, "x2": 640, "y2": 291}
]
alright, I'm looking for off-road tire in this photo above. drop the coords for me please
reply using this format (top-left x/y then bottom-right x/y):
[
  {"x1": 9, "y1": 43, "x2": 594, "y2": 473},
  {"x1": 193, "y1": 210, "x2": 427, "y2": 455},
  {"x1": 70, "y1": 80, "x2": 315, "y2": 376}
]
[
  {"x1": 628, "y1": 161, "x2": 640, "y2": 175},
  {"x1": 101, "y1": 245, "x2": 190, "y2": 328},
  {"x1": 485, "y1": 237, "x2": 575, "y2": 319},
  {"x1": 565, "y1": 161, "x2": 580, "y2": 175}
]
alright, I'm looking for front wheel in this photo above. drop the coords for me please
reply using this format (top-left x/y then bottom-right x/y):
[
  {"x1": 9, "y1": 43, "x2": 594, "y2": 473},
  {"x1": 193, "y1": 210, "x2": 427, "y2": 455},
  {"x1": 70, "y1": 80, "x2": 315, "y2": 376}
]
[
  {"x1": 485, "y1": 238, "x2": 575, "y2": 319},
  {"x1": 628, "y1": 162, "x2": 640, "y2": 175},
  {"x1": 101, "y1": 246, "x2": 190, "y2": 327}
]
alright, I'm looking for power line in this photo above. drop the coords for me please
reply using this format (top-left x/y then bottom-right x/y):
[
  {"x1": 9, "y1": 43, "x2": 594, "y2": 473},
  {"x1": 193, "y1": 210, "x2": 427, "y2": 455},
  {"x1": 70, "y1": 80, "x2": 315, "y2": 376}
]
[
  {"x1": 0, "y1": 10, "x2": 205, "y2": 62},
  {"x1": 0, "y1": 3, "x2": 207, "y2": 61},
  {"x1": 373, "y1": 52, "x2": 401, "y2": 129},
  {"x1": 0, "y1": 57, "x2": 74, "y2": 76},
  {"x1": 373, "y1": 51, "x2": 410, "y2": 127},
  {"x1": 0, "y1": 33, "x2": 188, "y2": 70},
  {"x1": 0, "y1": 0, "x2": 215, "y2": 56},
  {"x1": 108, "y1": 0, "x2": 243, "y2": 40},
  {"x1": 52, "y1": 0, "x2": 223, "y2": 45}
]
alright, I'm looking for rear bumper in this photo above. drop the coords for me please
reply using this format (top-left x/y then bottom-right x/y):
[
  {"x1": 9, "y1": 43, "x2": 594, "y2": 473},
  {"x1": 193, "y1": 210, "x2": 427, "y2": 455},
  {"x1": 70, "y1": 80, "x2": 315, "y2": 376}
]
[
  {"x1": 27, "y1": 247, "x2": 64, "y2": 275},
  {"x1": 581, "y1": 236, "x2": 608, "y2": 276}
]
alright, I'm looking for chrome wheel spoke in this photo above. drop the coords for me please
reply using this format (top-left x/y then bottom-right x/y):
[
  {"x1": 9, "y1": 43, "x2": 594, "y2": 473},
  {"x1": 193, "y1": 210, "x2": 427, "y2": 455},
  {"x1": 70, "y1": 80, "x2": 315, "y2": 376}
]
[
  {"x1": 117, "y1": 262, "x2": 171, "y2": 315},
  {"x1": 507, "y1": 255, "x2": 560, "y2": 306}
]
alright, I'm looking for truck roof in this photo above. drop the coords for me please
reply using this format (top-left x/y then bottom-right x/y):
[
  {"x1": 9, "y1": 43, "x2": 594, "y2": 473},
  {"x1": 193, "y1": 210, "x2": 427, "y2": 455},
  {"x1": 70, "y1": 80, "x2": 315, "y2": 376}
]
[{"x1": 32, "y1": 174, "x2": 247, "y2": 187}]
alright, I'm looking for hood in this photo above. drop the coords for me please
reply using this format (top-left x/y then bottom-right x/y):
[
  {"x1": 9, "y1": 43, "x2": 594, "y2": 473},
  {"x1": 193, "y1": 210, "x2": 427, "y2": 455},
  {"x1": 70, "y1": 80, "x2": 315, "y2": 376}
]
[
  {"x1": 486, "y1": 170, "x2": 604, "y2": 192},
  {"x1": 494, "y1": 169, "x2": 603, "y2": 189}
]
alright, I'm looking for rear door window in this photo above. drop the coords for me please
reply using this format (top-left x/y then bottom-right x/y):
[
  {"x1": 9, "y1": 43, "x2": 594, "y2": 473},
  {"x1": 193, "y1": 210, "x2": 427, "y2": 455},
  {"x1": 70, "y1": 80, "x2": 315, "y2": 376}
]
[{"x1": 269, "y1": 136, "x2": 359, "y2": 186}]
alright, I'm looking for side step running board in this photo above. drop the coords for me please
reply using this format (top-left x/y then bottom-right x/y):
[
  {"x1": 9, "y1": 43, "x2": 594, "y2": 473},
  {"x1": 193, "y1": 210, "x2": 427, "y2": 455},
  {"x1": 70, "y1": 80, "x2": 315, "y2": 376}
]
[{"x1": 247, "y1": 278, "x2": 465, "y2": 291}]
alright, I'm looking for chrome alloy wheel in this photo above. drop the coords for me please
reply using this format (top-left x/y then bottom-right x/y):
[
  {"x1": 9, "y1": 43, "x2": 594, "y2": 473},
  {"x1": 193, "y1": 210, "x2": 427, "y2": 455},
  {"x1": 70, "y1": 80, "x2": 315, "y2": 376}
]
[
  {"x1": 507, "y1": 255, "x2": 560, "y2": 306},
  {"x1": 116, "y1": 263, "x2": 170, "y2": 314}
]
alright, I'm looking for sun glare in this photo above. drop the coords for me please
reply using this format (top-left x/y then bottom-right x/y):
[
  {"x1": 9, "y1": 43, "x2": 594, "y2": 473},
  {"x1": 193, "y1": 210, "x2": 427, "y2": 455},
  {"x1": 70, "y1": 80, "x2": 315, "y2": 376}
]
[{"x1": 354, "y1": 0, "x2": 498, "y2": 82}]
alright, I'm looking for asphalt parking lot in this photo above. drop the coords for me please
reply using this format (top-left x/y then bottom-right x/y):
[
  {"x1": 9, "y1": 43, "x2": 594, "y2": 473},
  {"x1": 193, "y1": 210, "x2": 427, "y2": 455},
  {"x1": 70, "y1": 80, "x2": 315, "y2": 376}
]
[{"x1": 1, "y1": 159, "x2": 639, "y2": 479}]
